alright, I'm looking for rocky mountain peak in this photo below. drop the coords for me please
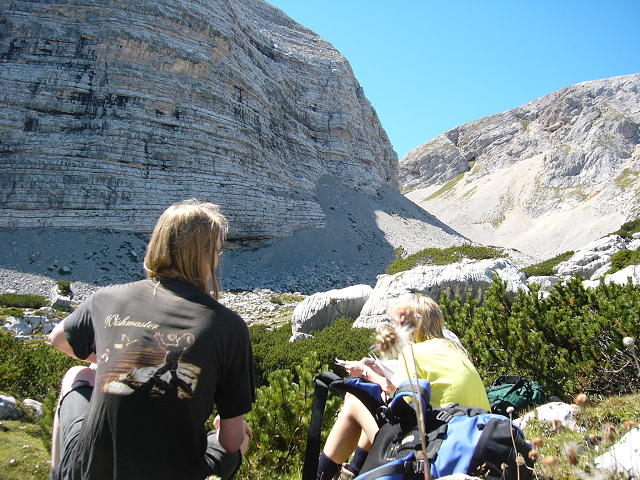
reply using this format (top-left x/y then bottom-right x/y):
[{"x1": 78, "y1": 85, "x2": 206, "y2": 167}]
[{"x1": 401, "y1": 73, "x2": 640, "y2": 260}]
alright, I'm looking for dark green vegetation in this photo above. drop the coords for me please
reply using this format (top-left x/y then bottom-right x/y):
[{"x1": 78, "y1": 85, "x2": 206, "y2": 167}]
[
  {"x1": 0, "y1": 293, "x2": 47, "y2": 309},
  {"x1": 520, "y1": 250, "x2": 574, "y2": 277},
  {"x1": 0, "y1": 330, "x2": 81, "y2": 401},
  {"x1": 386, "y1": 243, "x2": 504, "y2": 275},
  {"x1": 55, "y1": 280, "x2": 72, "y2": 297},
  {"x1": 250, "y1": 317, "x2": 373, "y2": 386},
  {"x1": 442, "y1": 277, "x2": 640, "y2": 398},
  {"x1": 607, "y1": 248, "x2": 640, "y2": 274},
  {"x1": 2, "y1": 279, "x2": 639, "y2": 480},
  {"x1": 613, "y1": 216, "x2": 640, "y2": 238}
]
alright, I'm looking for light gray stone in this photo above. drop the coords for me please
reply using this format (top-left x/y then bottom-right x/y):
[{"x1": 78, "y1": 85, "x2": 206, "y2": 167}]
[
  {"x1": 0, "y1": 395, "x2": 22, "y2": 420},
  {"x1": 526, "y1": 275, "x2": 560, "y2": 298},
  {"x1": 556, "y1": 235, "x2": 628, "y2": 279},
  {"x1": 289, "y1": 332, "x2": 314, "y2": 343},
  {"x1": 3, "y1": 314, "x2": 56, "y2": 336},
  {"x1": 583, "y1": 264, "x2": 640, "y2": 289},
  {"x1": 354, "y1": 258, "x2": 528, "y2": 328},
  {"x1": 594, "y1": 427, "x2": 640, "y2": 477},
  {"x1": 514, "y1": 402, "x2": 580, "y2": 431},
  {"x1": 23, "y1": 399, "x2": 44, "y2": 417},
  {"x1": 292, "y1": 284, "x2": 372, "y2": 334}
]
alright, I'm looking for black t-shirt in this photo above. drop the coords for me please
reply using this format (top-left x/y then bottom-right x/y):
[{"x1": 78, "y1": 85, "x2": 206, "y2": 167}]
[{"x1": 59, "y1": 277, "x2": 255, "y2": 480}]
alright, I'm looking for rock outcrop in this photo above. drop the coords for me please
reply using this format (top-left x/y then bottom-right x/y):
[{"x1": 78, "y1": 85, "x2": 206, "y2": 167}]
[
  {"x1": 354, "y1": 258, "x2": 528, "y2": 328},
  {"x1": 292, "y1": 284, "x2": 372, "y2": 334},
  {"x1": 401, "y1": 74, "x2": 640, "y2": 260},
  {"x1": 0, "y1": 0, "x2": 397, "y2": 240}
]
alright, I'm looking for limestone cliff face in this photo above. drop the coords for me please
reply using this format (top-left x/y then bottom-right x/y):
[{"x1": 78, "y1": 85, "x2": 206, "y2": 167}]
[
  {"x1": 401, "y1": 74, "x2": 640, "y2": 260},
  {"x1": 0, "y1": 0, "x2": 397, "y2": 239}
]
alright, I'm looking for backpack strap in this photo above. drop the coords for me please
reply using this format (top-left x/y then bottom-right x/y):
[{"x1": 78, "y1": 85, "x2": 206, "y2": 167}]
[
  {"x1": 302, "y1": 371, "x2": 341, "y2": 480},
  {"x1": 330, "y1": 377, "x2": 387, "y2": 426},
  {"x1": 387, "y1": 379, "x2": 431, "y2": 423},
  {"x1": 354, "y1": 451, "x2": 418, "y2": 480}
]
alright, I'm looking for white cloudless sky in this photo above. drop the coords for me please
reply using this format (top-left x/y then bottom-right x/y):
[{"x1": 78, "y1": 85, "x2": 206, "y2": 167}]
[{"x1": 267, "y1": 0, "x2": 640, "y2": 159}]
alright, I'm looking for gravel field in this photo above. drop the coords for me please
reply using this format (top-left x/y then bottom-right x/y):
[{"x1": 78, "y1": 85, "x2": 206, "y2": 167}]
[{"x1": 0, "y1": 179, "x2": 466, "y2": 301}]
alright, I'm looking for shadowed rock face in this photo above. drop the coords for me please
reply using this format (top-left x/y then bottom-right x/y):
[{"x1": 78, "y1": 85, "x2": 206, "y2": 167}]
[
  {"x1": 401, "y1": 74, "x2": 640, "y2": 260},
  {"x1": 0, "y1": 0, "x2": 397, "y2": 240}
]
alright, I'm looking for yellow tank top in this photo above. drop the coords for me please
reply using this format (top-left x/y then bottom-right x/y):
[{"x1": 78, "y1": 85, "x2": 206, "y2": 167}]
[{"x1": 393, "y1": 338, "x2": 490, "y2": 410}]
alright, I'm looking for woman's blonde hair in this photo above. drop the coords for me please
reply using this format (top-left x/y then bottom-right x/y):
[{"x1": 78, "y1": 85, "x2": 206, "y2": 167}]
[
  {"x1": 143, "y1": 199, "x2": 228, "y2": 298},
  {"x1": 375, "y1": 293, "x2": 447, "y2": 358}
]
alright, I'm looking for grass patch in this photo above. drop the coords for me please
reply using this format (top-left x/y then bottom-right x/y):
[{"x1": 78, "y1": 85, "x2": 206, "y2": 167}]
[
  {"x1": 607, "y1": 248, "x2": 640, "y2": 275},
  {"x1": 522, "y1": 393, "x2": 640, "y2": 480},
  {"x1": 0, "y1": 294, "x2": 47, "y2": 309},
  {"x1": 269, "y1": 293, "x2": 305, "y2": 305},
  {"x1": 386, "y1": 244, "x2": 504, "y2": 275},
  {"x1": 424, "y1": 172, "x2": 465, "y2": 201},
  {"x1": 521, "y1": 251, "x2": 575, "y2": 277},
  {"x1": 615, "y1": 168, "x2": 640, "y2": 190},
  {"x1": 0, "y1": 419, "x2": 50, "y2": 480}
]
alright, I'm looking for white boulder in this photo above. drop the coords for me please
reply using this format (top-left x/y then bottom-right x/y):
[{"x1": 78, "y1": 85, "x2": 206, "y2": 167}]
[
  {"x1": 594, "y1": 427, "x2": 640, "y2": 477},
  {"x1": 583, "y1": 264, "x2": 640, "y2": 289},
  {"x1": 354, "y1": 258, "x2": 528, "y2": 328},
  {"x1": 514, "y1": 402, "x2": 579, "y2": 430},
  {"x1": 526, "y1": 275, "x2": 560, "y2": 298},
  {"x1": 3, "y1": 315, "x2": 55, "y2": 336},
  {"x1": 555, "y1": 235, "x2": 628, "y2": 279},
  {"x1": 23, "y1": 399, "x2": 43, "y2": 417},
  {"x1": 0, "y1": 395, "x2": 22, "y2": 420},
  {"x1": 292, "y1": 284, "x2": 373, "y2": 334}
]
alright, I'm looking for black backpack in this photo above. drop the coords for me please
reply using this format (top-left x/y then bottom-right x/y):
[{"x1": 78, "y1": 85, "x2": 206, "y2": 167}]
[{"x1": 303, "y1": 372, "x2": 533, "y2": 480}]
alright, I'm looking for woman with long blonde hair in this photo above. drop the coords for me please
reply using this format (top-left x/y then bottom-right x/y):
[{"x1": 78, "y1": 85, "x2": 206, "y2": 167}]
[
  {"x1": 317, "y1": 293, "x2": 489, "y2": 480},
  {"x1": 49, "y1": 199, "x2": 254, "y2": 480}
]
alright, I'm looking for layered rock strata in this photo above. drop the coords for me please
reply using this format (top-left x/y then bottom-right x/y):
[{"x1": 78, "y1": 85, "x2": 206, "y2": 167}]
[
  {"x1": 401, "y1": 74, "x2": 640, "y2": 260},
  {"x1": 0, "y1": 0, "x2": 397, "y2": 240}
]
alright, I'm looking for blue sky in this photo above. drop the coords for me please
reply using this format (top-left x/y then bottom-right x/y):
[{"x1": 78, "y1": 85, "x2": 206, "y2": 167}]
[{"x1": 268, "y1": 1, "x2": 640, "y2": 159}]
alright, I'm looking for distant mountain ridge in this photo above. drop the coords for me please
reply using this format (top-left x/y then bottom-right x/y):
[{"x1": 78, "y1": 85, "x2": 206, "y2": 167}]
[{"x1": 401, "y1": 73, "x2": 640, "y2": 260}]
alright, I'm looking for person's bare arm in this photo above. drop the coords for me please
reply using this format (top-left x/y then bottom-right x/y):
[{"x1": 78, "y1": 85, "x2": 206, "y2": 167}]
[
  {"x1": 48, "y1": 320, "x2": 97, "y2": 363},
  {"x1": 218, "y1": 415, "x2": 251, "y2": 455}
]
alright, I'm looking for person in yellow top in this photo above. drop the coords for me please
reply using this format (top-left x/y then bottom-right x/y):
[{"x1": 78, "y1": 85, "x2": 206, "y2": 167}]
[{"x1": 316, "y1": 294, "x2": 489, "y2": 480}]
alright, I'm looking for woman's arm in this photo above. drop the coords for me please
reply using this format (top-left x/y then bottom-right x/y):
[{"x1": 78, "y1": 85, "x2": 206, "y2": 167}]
[
  {"x1": 49, "y1": 320, "x2": 97, "y2": 363},
  {"x1": 346, "y1": 360, "x2": 396, "y2": 395}
]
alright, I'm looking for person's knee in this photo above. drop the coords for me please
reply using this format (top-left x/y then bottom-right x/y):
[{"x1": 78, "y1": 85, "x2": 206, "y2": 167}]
[{"x1": 60, "y1": 366, "x2": 96, "y2": 396}]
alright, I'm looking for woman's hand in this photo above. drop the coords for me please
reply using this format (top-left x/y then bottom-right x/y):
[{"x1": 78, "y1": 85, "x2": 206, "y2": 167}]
[{"x1": 344, "y1": 361, "x2": 367, "y2": 378}]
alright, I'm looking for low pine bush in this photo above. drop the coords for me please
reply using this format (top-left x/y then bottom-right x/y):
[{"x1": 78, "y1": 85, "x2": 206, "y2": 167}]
[
  {"x1": 237, "y1": 355, "x2": 342, "y2": 479},
  {"x1": 386, "y1": 244, "x2": 504, "y2": 275},
  {"x1": 249, "y1": 318, "x2": 373, "y2": 386},
  {"x1": 613, "y1": 216, "x2": 640, "y2": 238},
  {"x1": 520, "y1": 250, "x2": 574, "y2": 277},
  {"x1": 0, "y1": 293, "x2": 47, "y2": 309},
  {"x1": 0, "y1": 331, "x2": 80, "y2": 400},
  {"x1": 56, "y1": 280, "x2": 72, "y2": 297},
  {"x1": 606, "y1": 248, "x2": 640, "y2": 274},
  {"x1": 441, "y1": 277, "x2": 640, "y2": 398}
]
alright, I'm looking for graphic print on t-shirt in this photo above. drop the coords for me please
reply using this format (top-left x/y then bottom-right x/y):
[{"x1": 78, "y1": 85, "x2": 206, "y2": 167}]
[{"x1": 101, "y1": 329, "x2": 201, "y2": 400}]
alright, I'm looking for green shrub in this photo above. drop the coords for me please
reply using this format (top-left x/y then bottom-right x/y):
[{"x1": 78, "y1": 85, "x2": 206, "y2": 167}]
[
  {"x1": 0, "y1": 293, "x2": 47, "y2": 309},
  {"x1": 249, "y1": 318, "x2": 373, "y2": 387},
  {"x1": 386, "y1": 244, "x2": 504, "y2": 275},
  {"x1": 56, "y1": 280, "x2": 72, "y2": 297},
  {"x1": 237, "y1": 355, "x2": 342, "y2": 479},
  {"x1": 520, "y1": 250, "x2": 574, "y2": 277},
  {"x1": 613, "y1": 216, "x2": 640, "y2": 238},
  {"x1": 0, "y1": 307, "x2": 25, "y2": 319},
  {"x1": 0, "y1": 331, "x2": 80, "y2": 400},
  {"x1": 441, "y1": 277, "x2": 640, "y2": 398},
  {"x1": 607, "y1": 248, "x2": 640, "y2": 274}
]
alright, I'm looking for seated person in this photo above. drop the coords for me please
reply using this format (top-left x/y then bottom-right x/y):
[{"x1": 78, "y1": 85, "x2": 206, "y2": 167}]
[{"x1": 317, "y1": 294, "x2": 489, "y2": 480}]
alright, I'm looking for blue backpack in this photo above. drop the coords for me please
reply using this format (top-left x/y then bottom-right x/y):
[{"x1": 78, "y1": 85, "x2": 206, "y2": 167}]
[{"x1": 302, "y1": 372, "x2": 533, "y2": 480}]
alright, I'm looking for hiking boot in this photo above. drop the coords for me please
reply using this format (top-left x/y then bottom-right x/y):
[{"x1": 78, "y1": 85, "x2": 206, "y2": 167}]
[{"x1": 337, "y1": 465, "x2": 355, "y2": 480}]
